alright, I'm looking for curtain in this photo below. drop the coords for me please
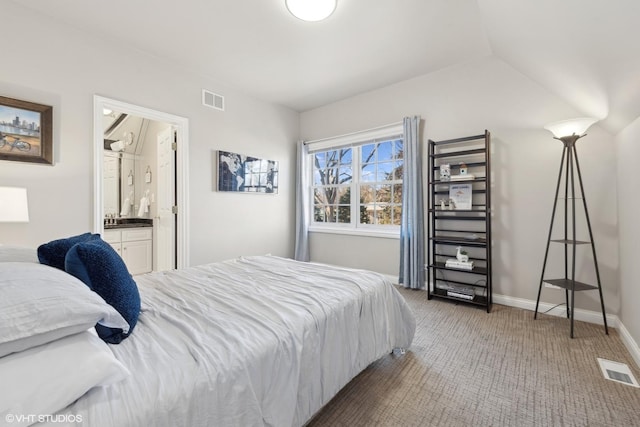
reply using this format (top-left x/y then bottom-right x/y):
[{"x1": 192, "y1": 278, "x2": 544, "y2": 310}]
[
  {"x1": 294, "y1": 140, "x2": 310, "y2": 261},
  {"x1": 399, "y1": 116, "x2": 425, "y2": 289}
]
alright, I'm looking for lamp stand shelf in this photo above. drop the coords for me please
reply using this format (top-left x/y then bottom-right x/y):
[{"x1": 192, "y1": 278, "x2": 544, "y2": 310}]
[{"x1": 534, "y1": 133, "x2": 608, "y2": 338}]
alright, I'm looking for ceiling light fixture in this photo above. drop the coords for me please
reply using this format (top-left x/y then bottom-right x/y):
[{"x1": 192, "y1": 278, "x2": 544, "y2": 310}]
[{"x1": 286, "y1": 0, "x2": 337, "y2": 22}]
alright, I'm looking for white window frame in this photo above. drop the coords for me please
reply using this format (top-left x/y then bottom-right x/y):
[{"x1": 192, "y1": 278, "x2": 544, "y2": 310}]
[{"x1": 306, "y1": 123, "x2": 404, "y2": 239}]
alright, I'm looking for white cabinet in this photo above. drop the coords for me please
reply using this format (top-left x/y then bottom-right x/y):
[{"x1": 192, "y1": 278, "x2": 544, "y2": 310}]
[{"x1": 103, "y1": 228, "x2": 153, "y2": 275}]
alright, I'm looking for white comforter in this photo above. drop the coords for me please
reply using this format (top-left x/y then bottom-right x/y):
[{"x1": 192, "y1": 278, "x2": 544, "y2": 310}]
[{"x1": 49, "y1": 256, "x2": 415, "y2": 427}]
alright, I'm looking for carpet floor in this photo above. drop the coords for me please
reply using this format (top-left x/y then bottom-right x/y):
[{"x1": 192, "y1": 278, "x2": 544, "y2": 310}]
[{"x1": 307, "y1": 288, "x2": 640, "y2": 427}]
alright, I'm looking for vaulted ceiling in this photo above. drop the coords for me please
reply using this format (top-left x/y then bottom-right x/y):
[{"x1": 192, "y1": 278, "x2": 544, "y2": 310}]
[{"x1": 11, "y1": 0, "x2": 640, "y2": 133}]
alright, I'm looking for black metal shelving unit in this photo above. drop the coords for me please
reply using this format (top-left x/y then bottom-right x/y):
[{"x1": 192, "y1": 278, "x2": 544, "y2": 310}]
[{"x1": 427, "y1": 131, "x2": 492, "y2": 312}]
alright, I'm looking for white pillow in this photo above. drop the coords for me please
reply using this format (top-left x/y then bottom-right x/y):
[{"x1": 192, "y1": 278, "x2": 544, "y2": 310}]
[
  {"x1": 0, "y1": 330, "x2": 130, "y2": 426},
  {"x1": 0, "y1": 245, "x2": 38, "y2": 263},
  {"x1": 0, "y1": 262, "x2": 130, "y2": 357}
]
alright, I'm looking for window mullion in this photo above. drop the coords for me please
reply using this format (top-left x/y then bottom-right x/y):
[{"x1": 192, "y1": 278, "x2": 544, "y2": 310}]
[{"x1": 352, "y1": 146, "x2": 360, "y2": 228}]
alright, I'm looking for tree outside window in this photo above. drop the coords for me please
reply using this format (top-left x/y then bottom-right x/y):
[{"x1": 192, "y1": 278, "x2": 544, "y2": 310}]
[{"x1": 312, "y1": 138, "x2": 403, "y2": 229}]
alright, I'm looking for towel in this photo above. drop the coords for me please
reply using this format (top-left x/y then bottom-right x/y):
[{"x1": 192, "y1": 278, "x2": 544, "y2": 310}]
[
  {"x1": 120, "y1": 198, "x2": 130, "y2": 216},
  {"x1": 137, "y1": 196, "x2": 149, "y2": 218}
]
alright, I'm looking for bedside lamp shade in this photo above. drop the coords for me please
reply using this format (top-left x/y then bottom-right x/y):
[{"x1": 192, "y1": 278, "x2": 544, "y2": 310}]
[
  {"x1": 0, "y1": 187, "x2": 29, "y2": 223},
  {"x1": 544, "y1": 118, "x2": 598, "y2": 139}
]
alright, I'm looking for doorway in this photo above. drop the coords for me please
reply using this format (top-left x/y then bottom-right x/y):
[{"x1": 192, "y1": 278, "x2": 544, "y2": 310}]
[{"x1": 93, "y1": 95, "x2": 189, "y2": 269}]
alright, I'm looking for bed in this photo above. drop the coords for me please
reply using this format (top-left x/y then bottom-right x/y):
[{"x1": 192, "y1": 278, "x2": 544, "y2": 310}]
[{"x1": 0, "y1": 242, "x2": 415, "y2": 427}]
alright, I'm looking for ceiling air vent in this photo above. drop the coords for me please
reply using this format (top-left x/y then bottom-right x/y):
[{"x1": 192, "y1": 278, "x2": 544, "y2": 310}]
[{"x1": 202, "y1": 89, "x2": 225, "y2": 111}]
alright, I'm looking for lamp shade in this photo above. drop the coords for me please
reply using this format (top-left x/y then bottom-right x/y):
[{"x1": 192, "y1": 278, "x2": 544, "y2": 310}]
[
  {"x1": 286, "y1": 0, "x2": 337, "y2": 21},
  {"x1": 0, "y1": 187, "x2": 29, "y2": 222},
  {"x1": 544, "y1": 118, "x2": 598, "y2": 139}
]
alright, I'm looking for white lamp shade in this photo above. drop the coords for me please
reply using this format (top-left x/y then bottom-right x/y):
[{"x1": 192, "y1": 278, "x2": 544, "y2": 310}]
[
  {"x1": 544, "y1": 118, "x2": 598, "y2": 139},
  {"x1": 286, "y1": 0, "x2": 337, "y2": 21},
  {"x1": 0, "y1": 187, "x2": 29, "y2": 223}
]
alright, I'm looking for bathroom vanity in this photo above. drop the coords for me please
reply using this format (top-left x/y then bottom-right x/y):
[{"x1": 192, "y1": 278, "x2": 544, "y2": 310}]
[{"x1": 103, "y1": 219, "x2": 153, "y2": 275}]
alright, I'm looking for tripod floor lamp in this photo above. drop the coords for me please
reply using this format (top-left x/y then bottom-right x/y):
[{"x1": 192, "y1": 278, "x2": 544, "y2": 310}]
[{"x1": 534, "y1": 118, "x2": 608, "y2": 338}]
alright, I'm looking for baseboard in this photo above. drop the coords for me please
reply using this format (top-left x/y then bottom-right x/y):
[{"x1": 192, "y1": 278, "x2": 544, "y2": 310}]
[
  {"x1": 494, "y1": 293, "x2": 640, "y2": 369},
  {"x1": 614, "y1": 320, "x2": 640, "y2": 369},
  {"x1": 493, "y1": 293, "x2": 617, "y2": 327}
]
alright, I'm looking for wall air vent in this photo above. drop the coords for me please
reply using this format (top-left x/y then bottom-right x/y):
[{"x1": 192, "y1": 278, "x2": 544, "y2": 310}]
[{"x1": 202, "y1": 89, "x2": 225, "y2": 111}]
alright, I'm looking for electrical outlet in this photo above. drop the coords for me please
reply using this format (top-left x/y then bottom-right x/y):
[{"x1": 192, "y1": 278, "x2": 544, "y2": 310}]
[{"x1": 544, "y1": 282, "x2": 562, "y2": 290}]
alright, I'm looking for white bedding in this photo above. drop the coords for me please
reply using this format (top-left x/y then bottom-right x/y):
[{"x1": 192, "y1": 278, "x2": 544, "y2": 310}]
[{"x1": 47, "y1": 255, "x2": 415, "y2": 427}]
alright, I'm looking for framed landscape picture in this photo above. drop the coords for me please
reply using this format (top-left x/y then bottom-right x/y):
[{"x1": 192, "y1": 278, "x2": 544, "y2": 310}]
[
  {"x1": 0, "y1": 96, "x2": 53, "y2": 165},
  {"x1": 217, "y1": 150, "x2": 278, "y2": 193}
]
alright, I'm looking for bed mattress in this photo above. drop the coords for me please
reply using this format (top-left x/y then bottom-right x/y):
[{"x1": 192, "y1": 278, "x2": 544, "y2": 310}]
[{"x1": 47, "y1": 255, "x2": 415, "y2": 427}]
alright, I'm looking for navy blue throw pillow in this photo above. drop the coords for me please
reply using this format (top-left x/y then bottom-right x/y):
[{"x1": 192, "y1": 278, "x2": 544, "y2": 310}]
[
  {"x1": 65, "y1": 238, "x2": 141, "y2": 344},
  {"x1": 37, "y1": 233, "x2": 99, "y2": 271}
]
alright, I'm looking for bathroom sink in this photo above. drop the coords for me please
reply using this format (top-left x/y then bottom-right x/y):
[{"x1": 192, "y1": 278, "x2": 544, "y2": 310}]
[{"x1": 104, "y1": 218, "x2": 152, "y2": 229}]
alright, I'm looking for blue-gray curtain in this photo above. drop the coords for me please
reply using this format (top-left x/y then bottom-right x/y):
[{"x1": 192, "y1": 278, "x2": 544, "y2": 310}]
[
  {"x1": 294, "y1": 140, "x2": 310, "y2": 261},
  {"x1": 399, "y1": 116, "x2": 425, "y2": 289}
]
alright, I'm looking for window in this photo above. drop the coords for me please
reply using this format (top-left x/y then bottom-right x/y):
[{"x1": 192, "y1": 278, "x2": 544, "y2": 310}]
[{"x1": 310, "y1": 133, "x2": 403, "y2": 234}]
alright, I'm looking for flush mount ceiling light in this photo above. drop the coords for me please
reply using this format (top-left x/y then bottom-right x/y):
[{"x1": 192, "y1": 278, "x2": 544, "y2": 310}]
[{"x1": 286, "y1": 0, "x2": 337, "y2": 22}]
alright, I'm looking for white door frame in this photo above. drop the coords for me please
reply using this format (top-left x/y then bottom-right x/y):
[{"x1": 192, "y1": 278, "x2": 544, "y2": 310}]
[{"x1": 93, "y1": 95, "x2": 190, "y2": 269}]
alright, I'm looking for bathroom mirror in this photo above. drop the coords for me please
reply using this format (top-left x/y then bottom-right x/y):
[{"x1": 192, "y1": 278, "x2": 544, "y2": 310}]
[{"x1": 102, "y1": 111, "x2": 146, "y2": 219}]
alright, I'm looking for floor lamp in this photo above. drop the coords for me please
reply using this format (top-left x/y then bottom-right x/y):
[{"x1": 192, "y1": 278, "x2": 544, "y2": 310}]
[{"x1": 534, "y1": 118, "x2": 608, "y2": 338}]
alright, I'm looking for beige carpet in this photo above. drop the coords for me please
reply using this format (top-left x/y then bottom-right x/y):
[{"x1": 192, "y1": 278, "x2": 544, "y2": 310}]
[{"x1": 307, "y1": 288, "x2": 640, "y2": 427}]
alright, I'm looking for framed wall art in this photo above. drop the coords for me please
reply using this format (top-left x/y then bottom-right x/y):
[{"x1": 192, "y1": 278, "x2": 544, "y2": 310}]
[
  {"x1": 217, "y1": 150, "x2": 278, "y2": 193},
  {"x1": 0, "y1": 96, "x2": 53, "y2": 165}
]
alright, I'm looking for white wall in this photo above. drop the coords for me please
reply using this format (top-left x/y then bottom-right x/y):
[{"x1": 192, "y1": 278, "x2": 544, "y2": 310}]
[
  {"x1": 616, "y1": 117, "x2": 640, "y2": 347},
  {"x1": 301, "y1": 56, "x2": 619, "y2": 314},
  {"x1": 0, "y1": 2, "x2": 298, "y2": 265}
]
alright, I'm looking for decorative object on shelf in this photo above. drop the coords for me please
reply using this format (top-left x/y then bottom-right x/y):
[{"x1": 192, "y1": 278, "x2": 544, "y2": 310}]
[
  {"x1": 217, "y1": 150, "x2": 279, "y2": 194},
  {"x1": 446, "y1": 285, "x2": 475, "y2": 300},
  {"x1": 440, "y1": 199, "x2": 446, "y2": 210},
  {"x1": 0, "y1": 96, "x2": 53, "y2": 165},
  {"x1": 285, "y1": 0, "x2": 337, "y2": 21},
  {"x1": 0, "y1": 187, "x2": 29, "y2": 223},
  {"x1": 449, "y1": 183, "x2": 472, "y2": 210},
  {"x1": 534, "y1": 118, "x2": 608, "y2": 338},
  {"x1": 459, "y1": 162, "x2": 468, "y2": 175},
  {"x1": 445, "y1": 258, "x2": 474, "y2": 270},
  {"x1": 427, "y1": 131, "x2": 492, "y2": 311},
  {"x1": 456, "y1": 246, "x2": 469, "y2": 262},
  {"x1": 128, "y1": 170, "x2": 134, "y2": 186},
  {"x1": 144, "y1": 166, "x2": 152, "y2": 184},
  {"x1": 439, "y1": 163, "x2": 451, "y2": 181}
]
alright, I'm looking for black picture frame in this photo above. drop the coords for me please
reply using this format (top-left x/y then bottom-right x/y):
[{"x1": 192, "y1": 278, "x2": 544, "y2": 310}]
[{"x1": 217, "y1": 150, "x2": 278, "y2": 193}]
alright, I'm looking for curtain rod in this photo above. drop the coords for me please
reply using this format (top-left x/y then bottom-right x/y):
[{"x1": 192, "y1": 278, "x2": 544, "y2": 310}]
[{"x1": 303, "y1": 121, "x2": 403, "y2": 145}]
